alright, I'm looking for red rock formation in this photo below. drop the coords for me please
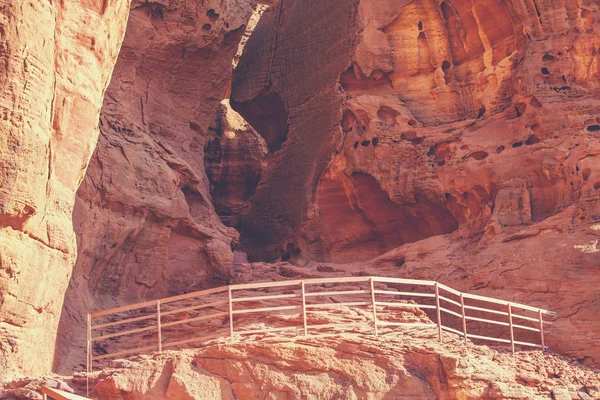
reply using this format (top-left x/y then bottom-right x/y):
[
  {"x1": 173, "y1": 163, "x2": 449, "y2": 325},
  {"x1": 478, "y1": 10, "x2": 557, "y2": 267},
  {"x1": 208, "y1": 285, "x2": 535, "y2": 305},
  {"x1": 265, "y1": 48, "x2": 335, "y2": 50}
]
[
  {"x1": 0, "y1": 0, "x2": 130, "y2": 379},
  {"x1": 231, "y1": 0, "x2": 600, "y2": 363},
  {"x1": 3, "y1": 319, "x2": 600, "y2": 399},
  {"x1": 53, "y1": 0, "x2": 253, "y2": 374}
]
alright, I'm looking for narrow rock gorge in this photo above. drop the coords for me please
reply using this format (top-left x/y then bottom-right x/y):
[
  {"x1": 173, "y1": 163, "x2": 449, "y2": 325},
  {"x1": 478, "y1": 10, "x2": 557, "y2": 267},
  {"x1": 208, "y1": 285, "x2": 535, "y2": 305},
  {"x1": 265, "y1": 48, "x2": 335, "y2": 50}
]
[{"x1": 1, "y1": 0, "x2": 599, "y2": 397}]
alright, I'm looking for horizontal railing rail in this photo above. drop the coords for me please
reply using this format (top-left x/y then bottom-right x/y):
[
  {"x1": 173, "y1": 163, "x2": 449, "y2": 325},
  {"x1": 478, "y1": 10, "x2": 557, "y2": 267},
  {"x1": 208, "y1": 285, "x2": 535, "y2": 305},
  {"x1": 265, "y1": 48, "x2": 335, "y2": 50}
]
[{"x1": 86, "y1": 276, "x2": 555, "y2": 391}]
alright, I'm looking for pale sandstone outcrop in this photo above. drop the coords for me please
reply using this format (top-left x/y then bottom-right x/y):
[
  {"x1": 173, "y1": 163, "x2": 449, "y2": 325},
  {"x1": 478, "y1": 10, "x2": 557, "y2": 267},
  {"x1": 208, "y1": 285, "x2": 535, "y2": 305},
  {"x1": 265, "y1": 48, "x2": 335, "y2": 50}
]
[
  {"x1": 53, "y1": 0, "x2": 254, "y2": 374},
  {"x1": 4, "y1": 327, "x2": 600, "y2": 399},
  {"x1": 231, "y1": 0, "x2": 600, "y2": 363},
  {"x1": 0, "y1": 0, "x2": 130, "y2": 380}
]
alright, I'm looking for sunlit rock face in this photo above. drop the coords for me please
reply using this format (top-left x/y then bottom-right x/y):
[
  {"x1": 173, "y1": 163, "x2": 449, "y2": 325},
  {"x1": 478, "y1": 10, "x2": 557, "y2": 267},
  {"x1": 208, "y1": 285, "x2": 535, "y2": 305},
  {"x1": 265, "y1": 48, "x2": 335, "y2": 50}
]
[
  {"x1": 53, "y1": 0, "x2": 253, "y2": 374},
  {"x1": 0, "y1": 0, "x2": 130, "y2": 379},
  {"x1": 232, "y1": 0, "x2": 600, "y2": 363}
]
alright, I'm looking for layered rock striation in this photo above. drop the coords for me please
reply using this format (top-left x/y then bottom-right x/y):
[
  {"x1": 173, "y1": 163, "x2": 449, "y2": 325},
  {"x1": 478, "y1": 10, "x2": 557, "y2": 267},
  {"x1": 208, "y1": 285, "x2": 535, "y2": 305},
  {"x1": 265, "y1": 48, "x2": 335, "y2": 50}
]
[{"x1": 0, "y1": 0, "x2": 130, "y2": 379}]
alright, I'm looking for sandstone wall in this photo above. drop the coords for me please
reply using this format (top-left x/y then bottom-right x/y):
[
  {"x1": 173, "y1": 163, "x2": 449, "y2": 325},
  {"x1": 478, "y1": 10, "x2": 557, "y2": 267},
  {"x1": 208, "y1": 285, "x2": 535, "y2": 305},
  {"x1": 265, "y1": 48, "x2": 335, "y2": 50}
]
[
  {"x1": 53, "y1": 0, "x2": 253, "y2": 373},
  {"x1": 231, "y1": 0, "x2": 600, "y2": 362},
  {"x1": 0, "y1": 0, "x2": 130, "y2": 379}
]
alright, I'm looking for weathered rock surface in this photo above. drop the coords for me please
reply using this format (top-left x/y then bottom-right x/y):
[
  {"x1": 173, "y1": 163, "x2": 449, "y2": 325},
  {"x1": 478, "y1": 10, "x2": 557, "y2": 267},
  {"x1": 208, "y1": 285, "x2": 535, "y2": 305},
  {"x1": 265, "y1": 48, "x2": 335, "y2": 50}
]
[
  {"x1": 231, "y1": 0, "x2": 600, "y2": 363},
  {"x1": 0, "y1": 0, "x2": 130, "y2": 380},
  {"x1": 54, "y1": 0, "x2": 253, "y2": 374},
  {"x1": 4, "y1": 327, "x2": 600, "y2": 399}
]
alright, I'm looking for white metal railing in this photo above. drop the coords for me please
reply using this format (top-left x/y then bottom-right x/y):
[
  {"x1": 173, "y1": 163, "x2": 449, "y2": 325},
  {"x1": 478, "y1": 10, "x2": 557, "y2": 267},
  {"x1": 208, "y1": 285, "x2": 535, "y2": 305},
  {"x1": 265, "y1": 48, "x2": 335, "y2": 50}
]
[{"x1": 86, "y1": 276, "x2": 555, "y2": 380}]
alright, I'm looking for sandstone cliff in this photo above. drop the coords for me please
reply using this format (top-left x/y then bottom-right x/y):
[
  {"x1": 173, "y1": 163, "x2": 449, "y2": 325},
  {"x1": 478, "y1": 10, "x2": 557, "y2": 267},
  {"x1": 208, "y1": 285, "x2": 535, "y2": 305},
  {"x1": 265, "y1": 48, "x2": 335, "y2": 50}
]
[
  {"x1": 231, "y1": 0, "x2": 600, "y2": 364},
  {"x1": 53, "y1": 0, "x2": 254, "y2": 374},
  {"x1": 0, "y1": 0, "x2": 130, "y2": 379},
  {"x1": 2, "y1": 0, "x2": 600, "y2": 389}
]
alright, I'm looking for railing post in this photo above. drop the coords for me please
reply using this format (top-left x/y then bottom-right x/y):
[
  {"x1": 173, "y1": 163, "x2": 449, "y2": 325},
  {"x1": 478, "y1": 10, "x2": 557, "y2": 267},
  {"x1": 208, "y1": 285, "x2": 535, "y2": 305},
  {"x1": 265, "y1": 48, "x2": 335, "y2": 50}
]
[
  {"x1": 508, "y1": 304, "x2": 515, "y2": 355},
  {"x1": 86, "y1": 313, "x2": 91, "y2": 397},
  {"x1": 538, "y1": 309, "x2": 545, "y2": 351},
  {"x1": 370, "y1": 277, "x2": 378, "y2": 336},
  {"x1": 434, "y1": 283, "x2": 442, "y2": 343},
  {"x1": 460, "y1": 293, "x2": 467, "y2": 343},
  {"x1": 301, "y1": 281, "x2": 308, "y2": 335},
  {"x1": 157, "y1": 300, "x2": 162, "y2": 352},
  {"x1": 228, "y1": 286, "x2": 234, "y2": 341}
]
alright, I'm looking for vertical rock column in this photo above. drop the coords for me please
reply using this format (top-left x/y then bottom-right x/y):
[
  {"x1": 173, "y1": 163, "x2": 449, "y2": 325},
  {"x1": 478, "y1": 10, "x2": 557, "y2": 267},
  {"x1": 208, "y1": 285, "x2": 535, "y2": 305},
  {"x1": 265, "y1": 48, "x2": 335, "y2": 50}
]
[{"x1": 0, "y1": 0, "x2": 130, "y2": 379}]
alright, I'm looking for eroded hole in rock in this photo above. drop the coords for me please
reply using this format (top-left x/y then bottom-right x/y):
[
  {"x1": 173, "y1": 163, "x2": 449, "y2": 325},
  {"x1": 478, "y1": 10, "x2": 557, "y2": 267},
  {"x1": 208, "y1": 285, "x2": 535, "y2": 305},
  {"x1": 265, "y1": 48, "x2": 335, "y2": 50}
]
[
  {"x1": 525, "y1": 135, "x2": 540, "y2": 145},
  {"x1": 428, "y1": 142, "x2": 452, "y2": 165},
  {"x1": 512, "y1": 141, "x2": 524, "y2": 148},
  {"x1": 372, "y1": 137, "x2": 379, "y2": 146},
  {"x1": 594, "y1": 182, "x2": 600, "y2": 190},
  {"x1": 354, "y1": 141, "x2": 359, "y2": 149},
  {"x1": 231, "y1": 92, "x2": 289, "y2": 152},
  {"x1": 530, "y1": 97, "x2": 542, "y2": 108},
  {"x1": 582, "y1": 168, "x2": 591, "y2": 181},
  {"x1": 361, "y1": 140, "x2": 371, "y2": 147},
  {"x1": 469, "y1": 151, "x2": 488, "y2": 160},
  {"x1": 315, "y1": 172, "x2": 458, "y2": 263},
  {"x1": 418, "y1": 21, "x2": 423, "y2": 30},
  {"x1": 515, "y1": 102, "x2": 527, "y2": 117},
  {"x1": 206, "y1": 9, "x2": 219, "y2": 21},
  {"x1": 202, "y1": 23, "x2": 212, "y2": 31},
  {"x1": 496, "y1": 145, "x2": 505, "y2": 153},
  {"x1": 341, "y1": 109, "x2": 357, "y2": 132},
  {"x1": 339, "y1": 63, "x2": 392, "y2": 91},
  {"x1": 441, "y1": 60, "x2": 453, "y2": 84},
  {"x1": 151, "y1": 6, "x2": 164, "y2": 20},
  {"x1": 542, "y1": 54, "x2": 556, "y2": 62},
  {"x1": 281, "y1": 243, "x2": 301, "y2": 262},
  {"x1": 377, "y1": 106, "x2": 399, "y2": 125},
  {"x1": 587, "y1": 125, "x2": 600, "y2": 132},
  {"x1": 541, "y1": 67, "x2": 550, "y2": 75},
  {"x1": 477, "y1": 106, "x2": 486, "y2": 118}
]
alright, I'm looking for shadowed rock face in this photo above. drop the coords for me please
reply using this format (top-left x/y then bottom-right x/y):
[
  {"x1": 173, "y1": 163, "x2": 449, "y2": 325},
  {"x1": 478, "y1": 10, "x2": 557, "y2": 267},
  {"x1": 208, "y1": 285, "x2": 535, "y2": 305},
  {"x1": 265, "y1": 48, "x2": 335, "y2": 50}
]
[
  {"x1": 0, "y1": 0, "x2": 130, "y2": 379},
  {"x1": 205, "y1": 101, "x2": 268, "y2": 222},
  {"x1": 231, "y1": 0, "x2": 600, "y2": 363},
  {"x1": 231, "y1": 0, "x2": 362, "y2": 262},
  {"x1": 53, "y1": 0, "x2": 253, "y2": 374}
]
